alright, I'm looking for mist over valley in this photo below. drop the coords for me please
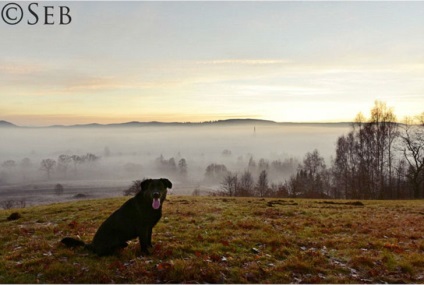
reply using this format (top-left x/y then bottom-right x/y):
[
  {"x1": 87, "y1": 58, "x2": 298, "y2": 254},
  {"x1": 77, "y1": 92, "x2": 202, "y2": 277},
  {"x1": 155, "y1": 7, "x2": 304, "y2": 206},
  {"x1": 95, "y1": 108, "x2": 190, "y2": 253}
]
[{"x1": 0, "y1": 120, "x2": 350, "y2": 206}]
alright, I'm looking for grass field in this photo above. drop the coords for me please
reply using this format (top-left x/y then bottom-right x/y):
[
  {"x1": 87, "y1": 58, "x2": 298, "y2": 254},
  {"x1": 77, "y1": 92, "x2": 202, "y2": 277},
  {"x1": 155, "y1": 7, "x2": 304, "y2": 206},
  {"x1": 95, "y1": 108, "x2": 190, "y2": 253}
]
[{"x1": 0, "y1": 196, "x2": 423, "y2": 283}]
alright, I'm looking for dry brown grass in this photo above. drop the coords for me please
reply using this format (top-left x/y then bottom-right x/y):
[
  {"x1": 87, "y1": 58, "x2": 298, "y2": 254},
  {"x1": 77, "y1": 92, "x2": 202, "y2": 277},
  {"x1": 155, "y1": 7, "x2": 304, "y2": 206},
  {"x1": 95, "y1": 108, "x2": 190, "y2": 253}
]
[{"x1": 0, "y1": 196, "x2": 423, "y2": 283}]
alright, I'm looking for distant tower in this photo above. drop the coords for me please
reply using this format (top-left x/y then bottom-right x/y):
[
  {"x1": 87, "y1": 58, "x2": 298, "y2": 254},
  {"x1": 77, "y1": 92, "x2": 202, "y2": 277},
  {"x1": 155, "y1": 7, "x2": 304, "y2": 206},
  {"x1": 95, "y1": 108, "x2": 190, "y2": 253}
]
[{"x1": 253, "y1": 126, "x2": 256, "y2": 137}]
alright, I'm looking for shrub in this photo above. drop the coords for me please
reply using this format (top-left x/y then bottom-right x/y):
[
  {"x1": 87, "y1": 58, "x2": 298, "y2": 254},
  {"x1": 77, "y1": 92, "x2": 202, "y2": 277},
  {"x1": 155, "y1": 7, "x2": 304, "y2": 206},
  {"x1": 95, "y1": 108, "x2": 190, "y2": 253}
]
[
  {"x1": 123, "y1": 180, "x2": 143, "y2": 196},
  {"x1": 54, "y1": 183, "x2": 64, "y2": 195}
]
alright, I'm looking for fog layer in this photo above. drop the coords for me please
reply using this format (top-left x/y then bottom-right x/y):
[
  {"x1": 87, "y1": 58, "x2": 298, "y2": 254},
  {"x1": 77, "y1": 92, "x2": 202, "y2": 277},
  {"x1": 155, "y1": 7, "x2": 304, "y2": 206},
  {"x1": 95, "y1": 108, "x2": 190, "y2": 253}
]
[{"x1": 0, "y1": 124, "x2": 349, "y2": 205}]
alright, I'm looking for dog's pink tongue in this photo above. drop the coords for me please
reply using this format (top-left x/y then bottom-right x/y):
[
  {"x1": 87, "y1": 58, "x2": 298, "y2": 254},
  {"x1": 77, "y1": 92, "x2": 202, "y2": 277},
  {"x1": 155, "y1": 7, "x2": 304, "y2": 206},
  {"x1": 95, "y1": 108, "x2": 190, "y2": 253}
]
[{"x1": 152, "y1": 198, "x2": 161, "y2": 210}]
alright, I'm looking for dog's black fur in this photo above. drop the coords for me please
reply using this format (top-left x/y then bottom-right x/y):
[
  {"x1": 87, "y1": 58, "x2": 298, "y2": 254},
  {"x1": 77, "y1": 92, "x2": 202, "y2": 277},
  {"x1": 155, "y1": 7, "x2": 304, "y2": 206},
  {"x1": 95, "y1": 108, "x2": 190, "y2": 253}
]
[{"x1": 61, "y1": 178, "x2": 172, "y2": 256}]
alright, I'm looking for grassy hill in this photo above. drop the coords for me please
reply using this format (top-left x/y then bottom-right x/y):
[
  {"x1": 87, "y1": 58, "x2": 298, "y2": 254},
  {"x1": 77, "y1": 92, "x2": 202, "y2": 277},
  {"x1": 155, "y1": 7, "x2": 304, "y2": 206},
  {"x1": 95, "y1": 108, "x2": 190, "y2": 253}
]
[{"x1": 0, "y1": 196, "x2": 423, "y2": 283}]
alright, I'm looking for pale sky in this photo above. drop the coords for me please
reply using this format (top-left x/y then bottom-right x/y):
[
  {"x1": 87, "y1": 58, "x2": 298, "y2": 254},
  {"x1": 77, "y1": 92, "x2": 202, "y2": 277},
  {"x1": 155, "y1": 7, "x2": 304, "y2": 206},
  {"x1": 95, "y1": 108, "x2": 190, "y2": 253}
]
[{"x1": 1, "y1": 1, "x2": 423, "y2": 126}]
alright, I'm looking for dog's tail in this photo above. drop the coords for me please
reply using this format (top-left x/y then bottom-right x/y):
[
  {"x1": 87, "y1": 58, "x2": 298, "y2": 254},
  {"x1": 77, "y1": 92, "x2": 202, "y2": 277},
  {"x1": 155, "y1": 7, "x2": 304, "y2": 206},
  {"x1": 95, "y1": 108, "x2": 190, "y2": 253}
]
[{"x1": 61, "y1": 237, "x2": 86, "y2": 248}]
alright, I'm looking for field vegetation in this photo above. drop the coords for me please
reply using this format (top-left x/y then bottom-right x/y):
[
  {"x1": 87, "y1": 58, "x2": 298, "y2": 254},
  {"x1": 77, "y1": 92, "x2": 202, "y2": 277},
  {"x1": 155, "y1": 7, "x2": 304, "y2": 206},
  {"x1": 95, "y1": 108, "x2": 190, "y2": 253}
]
[{"x1": 0, "y1": 196, "x2": 423, "y2": 283}]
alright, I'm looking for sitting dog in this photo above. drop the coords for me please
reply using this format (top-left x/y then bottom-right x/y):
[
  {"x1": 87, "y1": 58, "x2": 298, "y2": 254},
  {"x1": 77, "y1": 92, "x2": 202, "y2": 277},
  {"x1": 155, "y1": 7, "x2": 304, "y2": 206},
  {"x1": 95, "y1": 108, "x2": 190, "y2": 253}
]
[{"x1": 61, "y1": 178, "x2": 172, "y2": 256}]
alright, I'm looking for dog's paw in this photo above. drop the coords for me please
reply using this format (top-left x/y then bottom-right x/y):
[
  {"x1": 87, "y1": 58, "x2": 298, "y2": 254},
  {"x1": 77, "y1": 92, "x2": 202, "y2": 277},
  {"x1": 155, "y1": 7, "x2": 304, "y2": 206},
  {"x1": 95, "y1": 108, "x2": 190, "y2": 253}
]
[
  {"x1": 140, "y1": 250, "x2": 151, "y2": 256},
  {"x1": 139, "y1": 246, "x2": 151, "y2": 256}
]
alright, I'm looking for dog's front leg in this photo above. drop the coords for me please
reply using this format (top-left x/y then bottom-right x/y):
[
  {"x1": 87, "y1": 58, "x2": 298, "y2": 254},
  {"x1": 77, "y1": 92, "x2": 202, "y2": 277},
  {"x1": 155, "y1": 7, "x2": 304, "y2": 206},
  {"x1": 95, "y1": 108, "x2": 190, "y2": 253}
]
[
  {"x1": 138, "y1": 228, "x2": 150, "y2": 255},
  {"x1": 147, "y1": 226, "x2": 153, "y2": 248}
]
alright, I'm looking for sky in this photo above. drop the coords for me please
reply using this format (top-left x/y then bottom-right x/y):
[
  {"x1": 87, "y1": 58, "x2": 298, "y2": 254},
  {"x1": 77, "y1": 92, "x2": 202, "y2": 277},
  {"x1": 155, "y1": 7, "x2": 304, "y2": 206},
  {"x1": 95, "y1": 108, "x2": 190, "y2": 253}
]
[{"x1": 1, "y1": 1, "x2": 423, "y2": 126}]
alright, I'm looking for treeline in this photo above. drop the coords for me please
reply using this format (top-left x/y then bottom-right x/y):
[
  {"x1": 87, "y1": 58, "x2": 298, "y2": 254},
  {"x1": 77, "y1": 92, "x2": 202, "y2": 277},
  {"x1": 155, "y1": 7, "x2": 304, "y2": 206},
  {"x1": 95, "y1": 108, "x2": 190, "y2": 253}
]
[
  {"x1": 215, "y1": 101, "x2": 424, "y2": 199},
  {"x1": 1, "y1": 101, "x2": 422, "y2": 200},
  {"x1": 0, "y1": 153, "x2": 100, "y2": 183},
  {"x1": 331, "y1": 102, "x2": 424, "y2": 199},
  {"x1": 212, "y1": 150, "x2": 327, "y2": 198},
  {"x1": 155, "y1": 155, "x2": 188, "y2": 179}
]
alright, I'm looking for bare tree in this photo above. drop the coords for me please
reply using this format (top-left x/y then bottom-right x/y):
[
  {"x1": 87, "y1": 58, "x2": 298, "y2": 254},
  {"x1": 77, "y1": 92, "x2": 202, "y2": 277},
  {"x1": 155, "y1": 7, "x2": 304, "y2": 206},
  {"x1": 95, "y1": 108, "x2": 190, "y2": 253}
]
[
  {"x1": 285, "y1": 171, "x2": 305, "y2": 198},
  {"x1": 1, "y1": 160, "x2": 16, "y2": 183},
  {"x1": 40, "y1": 159, "x2": 56, "y2": 180},
  {"x1": 239, "y1": 170, "x2": 254, "y2": 196},
  {"x1": 57, "y1": 154, "x2": 72, "y2": 178},
  {"x1": 0, "y1": 200, "x2": 15, "y2": 210},
  {"x1": 332, "y1": 135, "x2": 352, "y2": 199},
  {"x1": 258, "y1": 159, "x2": 269, "y2": 172},
  {"x1": 178, "y1": 158, "x2": 188, "y2": 179},
  {"x1": 303, "y1": 149, "x2": 325, "y2": 177},
  {"x1": 2, "y1": 160, "x2": 16, "y2": 173},
  {"x1": 256, "y1": 170, "x2": 269, "y2": 197},
  {"x1": 205, "y1": 163, "x2": 229, "y2": 182},
  {"x1": 156, "y1": 155, "x2": 177, "y2": 174},
  {"x1": 303, "y1": 149, "x2": 329, "y2": 196},
  {"x1": 394, "y1": 158, "x2": 409, "y2": 199},
  {"x1": 270, "y1": 182, "x2": 289, "y2": 198},
  {"x1": 369, "y1": 101, "x2": 398, "y2": 198},
  {"x1": 399, "y1": 117, "x2": 424, "y2": 198},
  {"x1": 221, "y1": 173, "x2": 238, "y2": 196},
  {"x1": 247, "y1": 157, "x2": 256, "y2": 172},
  {"x1": 123, "y1": 180, "x2": 143, "y2": 196},
  {"x1": 71, "y1": 155, "x2": 83, "y2": 175},
  {"x1": 84, "y1": 153, "x2": 100, "y2": 163},
  {"x1": 19, "y1": 157, "x2": 32, "y2": 182},
  {"x1": 334, "y1": 101, "x2": 399, "y2": 199}
]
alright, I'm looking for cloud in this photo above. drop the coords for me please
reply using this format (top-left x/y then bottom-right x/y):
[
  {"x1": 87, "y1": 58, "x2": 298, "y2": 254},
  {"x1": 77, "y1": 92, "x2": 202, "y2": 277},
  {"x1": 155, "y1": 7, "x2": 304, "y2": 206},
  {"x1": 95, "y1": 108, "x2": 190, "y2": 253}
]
[
  {"x1": 195, "y1": 59, "x2": 290, "y2": 65},
  {"x1": 0, "y1": 61, "x2": 42, "y2": 76}
]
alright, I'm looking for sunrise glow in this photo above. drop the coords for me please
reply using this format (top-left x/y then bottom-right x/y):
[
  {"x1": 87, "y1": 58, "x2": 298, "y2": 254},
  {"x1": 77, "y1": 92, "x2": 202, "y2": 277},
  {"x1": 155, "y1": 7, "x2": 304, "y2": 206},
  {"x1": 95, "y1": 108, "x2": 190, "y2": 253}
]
[{"x1": 1, "y1": 2, "x2": 423, "y2": 126}]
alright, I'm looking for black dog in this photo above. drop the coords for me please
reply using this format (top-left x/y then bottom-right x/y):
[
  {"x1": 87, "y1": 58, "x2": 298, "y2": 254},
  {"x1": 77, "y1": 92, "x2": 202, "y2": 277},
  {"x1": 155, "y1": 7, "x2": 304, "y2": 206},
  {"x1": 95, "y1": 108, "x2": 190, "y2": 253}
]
[{"x1": 61, "y1": 178, "x2": 172, "y2": 256}]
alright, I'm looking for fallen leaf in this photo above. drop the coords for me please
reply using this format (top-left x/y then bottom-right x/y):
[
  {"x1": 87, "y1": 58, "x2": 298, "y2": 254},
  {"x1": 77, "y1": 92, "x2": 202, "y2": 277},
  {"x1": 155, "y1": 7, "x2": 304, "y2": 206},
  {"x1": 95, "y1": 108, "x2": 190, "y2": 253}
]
[
  {"x1": 154, "y1": 243, "x2": 162, "y2": 251},
  {"x1": 68, "y1": 221, "x2": 78, "y2": 229},
  {"x1": 210, "y1": 254, "x2": 221, "y2": 262},
  {"x1": 109, "y1": 261, "x2": 126, "y2": 271},
  {"x1": 156, "y1": 262, "x2": 173, "y2": 271}
]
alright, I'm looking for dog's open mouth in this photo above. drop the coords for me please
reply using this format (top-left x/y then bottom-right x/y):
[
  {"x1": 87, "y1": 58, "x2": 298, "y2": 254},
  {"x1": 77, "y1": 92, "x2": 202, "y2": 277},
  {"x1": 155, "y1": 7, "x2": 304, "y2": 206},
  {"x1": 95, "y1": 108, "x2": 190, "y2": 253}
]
[{"x1": 152, "y1": 198, "x2": 161, "y2": 210}]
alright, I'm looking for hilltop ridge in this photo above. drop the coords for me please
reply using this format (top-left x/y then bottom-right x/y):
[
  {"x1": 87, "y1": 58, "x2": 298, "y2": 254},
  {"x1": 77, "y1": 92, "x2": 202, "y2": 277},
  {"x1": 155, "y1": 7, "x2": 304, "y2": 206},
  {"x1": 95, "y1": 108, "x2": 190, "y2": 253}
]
[
  {"x1": 49, "y1": 118, "x2": 277, "y2": 128},
  {"x1": 0, "y1": 119, "x2": 351, "y2": 128},
  {"x1": 0, "y1": 120, "x2": 17, "y2": 128}
]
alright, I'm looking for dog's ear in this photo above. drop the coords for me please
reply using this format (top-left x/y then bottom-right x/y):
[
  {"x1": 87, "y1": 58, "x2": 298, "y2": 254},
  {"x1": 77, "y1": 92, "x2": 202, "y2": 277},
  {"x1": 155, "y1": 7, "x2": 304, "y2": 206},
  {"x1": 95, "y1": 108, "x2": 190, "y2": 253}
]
[
  {"x1": 140, "y1": 179, "x2": 152, "y2": 192},
  {"x1": 160, "y1": 178, "x2": 172, "y2": 189}
]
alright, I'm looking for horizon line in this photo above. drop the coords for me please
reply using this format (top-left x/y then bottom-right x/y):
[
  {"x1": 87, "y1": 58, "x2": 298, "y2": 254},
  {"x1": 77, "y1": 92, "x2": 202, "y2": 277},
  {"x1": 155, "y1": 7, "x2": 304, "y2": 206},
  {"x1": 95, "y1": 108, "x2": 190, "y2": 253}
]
[{"x1": 0, "y1": 118, "x2": 354, "y2": 128}]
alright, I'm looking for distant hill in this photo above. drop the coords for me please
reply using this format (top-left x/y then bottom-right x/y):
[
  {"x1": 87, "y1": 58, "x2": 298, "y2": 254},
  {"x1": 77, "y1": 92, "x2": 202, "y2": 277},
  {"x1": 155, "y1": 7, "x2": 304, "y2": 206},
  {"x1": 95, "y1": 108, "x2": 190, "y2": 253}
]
[
  {"x1": 49, "y1": 121, "x2": 182, "y2": 128},
  {"x1": 201, "y1": 119, "x2": 277, "y2": 125},
  {"x1": 0, "y1": 119, "x2": 352, "y2": 128},
  {"x1": 49, "y1": 119, "x2": 279, "y2": 128},
  {"x1": 0, "y1": 120, "x2": 17, "y2": 128}
]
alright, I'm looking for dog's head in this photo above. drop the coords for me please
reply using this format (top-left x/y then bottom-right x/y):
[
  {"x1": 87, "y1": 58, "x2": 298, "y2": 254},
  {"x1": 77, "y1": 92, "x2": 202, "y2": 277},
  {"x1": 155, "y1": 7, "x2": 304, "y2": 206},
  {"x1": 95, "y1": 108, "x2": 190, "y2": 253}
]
[{"x1": 137, "y1": 178, "x2": 172, "y2": 210}]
